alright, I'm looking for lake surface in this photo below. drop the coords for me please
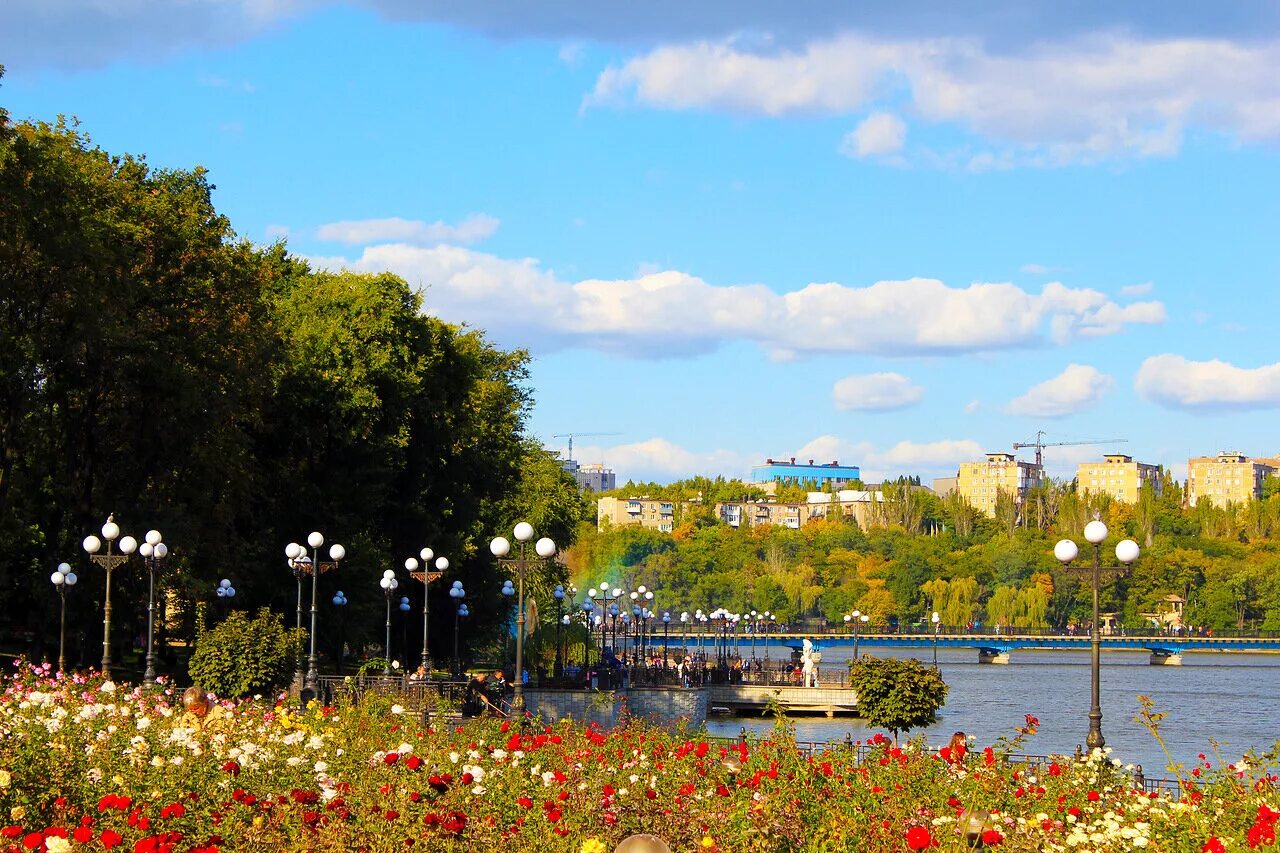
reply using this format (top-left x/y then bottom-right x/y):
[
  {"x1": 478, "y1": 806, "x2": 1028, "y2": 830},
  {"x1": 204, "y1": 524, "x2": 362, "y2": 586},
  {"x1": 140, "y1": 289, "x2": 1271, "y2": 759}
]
[{"x1": 704, "y1": 646, "x2": 1280, "y2": 778}]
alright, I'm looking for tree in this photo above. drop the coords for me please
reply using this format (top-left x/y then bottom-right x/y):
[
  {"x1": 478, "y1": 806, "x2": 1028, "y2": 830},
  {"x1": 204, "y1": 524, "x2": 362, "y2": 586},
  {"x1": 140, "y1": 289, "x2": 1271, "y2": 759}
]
[
  {"x1": 848, "y1": 656, "x2": 948, "y2": 743},
  {"x1": 188, "y1": 607, "x2": 304, "y2": 698}
]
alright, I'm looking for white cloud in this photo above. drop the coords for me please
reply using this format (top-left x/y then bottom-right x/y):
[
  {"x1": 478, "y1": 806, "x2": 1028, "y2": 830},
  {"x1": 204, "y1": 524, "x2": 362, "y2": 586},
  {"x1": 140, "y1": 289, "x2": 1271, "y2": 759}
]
[
  {"x1": 841, "y1": 112, "x2": 906, "y2": 158},
  {"x1": 963, "y1": 400, "x2": 982, "y2": 414},
  {"x1": 309, "y1": 243, "x2": 1166, "y2": 358},
  {"x1": 1006, "y1": 364, "x2": 1114, "y2": 417},
  {"x1": 1120, "y1": 282, "x2": 1154, "y2": 297},
  {"x1": 832, "y1": 372, "x2": 923, "y2": 411},
  {"x1": 1020, "y1": 263, "x2": 1050, "y2": 274},
  {"x1": 1135, "y1": 354, "x2": 1280, "y2": 411},
  {"x1": 573, "y1": 438, "x2": 751, "y2": 482},
  {"x1": 796, "y1": 435, "x2": 985, "y2": 481},
  {"x1": 315, "y1": 214, "x2": 499, "y2": 246},
  {"x1": 589, "y1": 33, "x2": 1280, "y2": 161}
]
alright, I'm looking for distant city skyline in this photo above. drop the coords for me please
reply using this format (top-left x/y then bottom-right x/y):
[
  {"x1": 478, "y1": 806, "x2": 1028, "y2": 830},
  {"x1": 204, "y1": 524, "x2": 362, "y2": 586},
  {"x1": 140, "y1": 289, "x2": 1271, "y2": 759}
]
[{"x1": 4, "y1": 2, "x2": 1277, "y2": 485}]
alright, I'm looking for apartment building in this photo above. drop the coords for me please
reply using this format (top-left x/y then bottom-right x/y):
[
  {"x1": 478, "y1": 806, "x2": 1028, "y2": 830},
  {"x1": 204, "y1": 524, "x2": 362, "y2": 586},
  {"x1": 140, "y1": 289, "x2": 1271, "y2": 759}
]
[
  {"x1": 716, "y1": 500, "x2": 809, "y2": 530},
  {"x1": 805, "y1": 490, "x2": 883, "y2": 528},
  {"x1": 597, "y1": 496, "x2": 676, "y2": 532},
  {"x1": 957, "y1": 452, "x2": 1043, "y2": 518},
  {"x1": 561, "y1": 459, "x2": 617, "y2": 493},
  {"x1": 1186, "y1": 452, "x2": 1278, "y2": 507},
  {"x1": 1076, "y1": 454, "x2": 1162, "y2": 503}
]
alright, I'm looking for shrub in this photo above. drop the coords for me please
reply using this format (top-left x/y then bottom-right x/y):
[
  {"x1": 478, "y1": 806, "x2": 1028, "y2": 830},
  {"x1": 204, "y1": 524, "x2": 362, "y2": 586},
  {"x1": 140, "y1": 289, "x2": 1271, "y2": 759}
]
[
  {"x1": 849, "y1": 656, "x2": 948, "y2": 743},
  {"x1": 187, "y1": 607, "x2": 304, "y2": 697}
]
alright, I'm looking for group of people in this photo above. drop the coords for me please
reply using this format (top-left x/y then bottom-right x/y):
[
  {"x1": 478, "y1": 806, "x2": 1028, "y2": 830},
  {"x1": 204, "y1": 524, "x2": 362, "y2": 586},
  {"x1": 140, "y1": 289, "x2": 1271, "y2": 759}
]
[{"x1": 462, "y1": 670, "x2": 511, "y2": 717}]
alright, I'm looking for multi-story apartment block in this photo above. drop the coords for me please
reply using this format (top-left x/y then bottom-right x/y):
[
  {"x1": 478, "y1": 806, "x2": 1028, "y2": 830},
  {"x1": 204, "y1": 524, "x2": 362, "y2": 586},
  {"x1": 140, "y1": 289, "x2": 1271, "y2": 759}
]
[
  {"x1": 1186, "y1": 452, "x2": 1278, "y2": 507},
  {"x1": 561, "y1": 459, "x2": 617, "y2": 493},
  {"x1": 1076, "y1": 454, "x2": 1162, "y2": 503},
  {"x1": 716, "y1": 500, "x2": 809, "y2": 530},
  {"x1": 805, "y1": 490, "x2": 883, "y2": 528},
  {"x1": 956, "y1": 452, "x2": 1043, "y2": 518},
  {"x1": 750, "y1": 457, "x2": 861, "y2": 489},
  {"x1": 597, "y1": 497, "x2": 676, "y2": 532}
]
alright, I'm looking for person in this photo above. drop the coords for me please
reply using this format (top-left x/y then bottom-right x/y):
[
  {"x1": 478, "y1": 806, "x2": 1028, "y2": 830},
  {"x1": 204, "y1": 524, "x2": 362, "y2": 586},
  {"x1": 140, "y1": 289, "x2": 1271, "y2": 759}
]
[
  {"x1": 487, "y1": 670, "x2": 510, "y2": 716},
  {"x1": 408, "y1": 664, "x2": 428, "y2": 682},
  {"x1": 944, "y1": 731, "x2": 968, "y2": 764},
  {"x1": 464, "y1": 672, "x2": 497, "y2": 717}
]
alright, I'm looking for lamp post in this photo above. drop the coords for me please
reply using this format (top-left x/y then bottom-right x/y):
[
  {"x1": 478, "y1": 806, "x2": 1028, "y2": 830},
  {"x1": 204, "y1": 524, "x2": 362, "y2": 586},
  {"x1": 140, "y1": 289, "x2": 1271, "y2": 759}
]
[
  {"x1": 138, "y1": 530, "x2": 167, "y2": 685},
  {"x1": 845, "y1": 610, "x2": 869, "y2": 659},
  {"x1": 1055, "y1": 518, "x2": 1140, "y2": 750},
  {"x1": 303, "y1": 533, "x2": 344, "y2": 690},
  {"x1": 285, "y1": 543, "x2": 311, "y2": 685},
  {"x1": 662, "y1": 612, "x2": 671, "y2": 669},
  {"x1": 399, "y1": 595, "x2": 411, "y2": 672},
  {"x1": 82, "y1": 515, "x2": 137, "y2": 679},
  {"x1": 331, "y1": 591, "x2": 348, "y2": 673},
  {"x1": 448, "y1": 581, "x2": 467, "y2": 677},
  {"x1": 762, "y1": 612, "x2": 774, "y2": 670},
  {"x1": 553, "y1": 584, "x2": 566, "y2": 679},
  {"x1": 406, "y1": 549, "x2": 445, "y2": 672},
  {"x1": 50, "y1": 562, "x2": 78, "y2": 673},
  {"x1": 490, "y1": 524, "x2": 556, "y2": 713},
  {"x1": 380, "y1": 569, "x2": 400, "y2": 676},
  {"x1": 931, "y1": 611, "x2": 941, "y2": 667}
]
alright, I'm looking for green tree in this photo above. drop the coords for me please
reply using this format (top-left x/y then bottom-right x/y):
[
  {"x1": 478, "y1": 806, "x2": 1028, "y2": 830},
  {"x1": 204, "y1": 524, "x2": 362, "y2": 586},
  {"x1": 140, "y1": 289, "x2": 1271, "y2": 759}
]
[
  {"x1": 848, "y1": 656, "x2": 948, "y2": 743},
  {"x1": 188, "y1": 608, "x2": 304, "y2": 698}
]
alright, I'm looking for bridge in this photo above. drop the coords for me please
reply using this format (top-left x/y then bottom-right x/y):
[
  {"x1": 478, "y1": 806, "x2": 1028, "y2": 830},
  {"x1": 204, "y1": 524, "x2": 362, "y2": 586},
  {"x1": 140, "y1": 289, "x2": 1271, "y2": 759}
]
[{"x1": 659, "y1": 631, "x2": 1280, "y2": 665}]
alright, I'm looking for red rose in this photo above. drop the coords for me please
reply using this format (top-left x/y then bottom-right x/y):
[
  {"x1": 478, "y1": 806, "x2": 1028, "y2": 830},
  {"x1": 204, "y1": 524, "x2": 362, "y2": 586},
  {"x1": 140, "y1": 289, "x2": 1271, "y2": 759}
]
[
  {"x1": 1202, "y1": 838, "x2": 1226, "y2": 853},
  {"x1": 905, "y1": 826, "x2": 936, "y2": 850},
  {"x1": 74, "y1": 827, "x2": 94, "y2": 843},
  {"x1": 981, "y1": 829, "x2": 1004, "y2": 845},
  {"x1": 1087, "y1": 791, "x2": 1100, "y2": 802},
  {"x1": 517, "y1": 797, "x2": 533, "y2": 809},
  {"x1": 384, "y1": 752, "x2": 400, "y2": 765},
  {"x1": 101, "y1": 830, "x2": 125, "y2": 849},
  {"x1": 22, "y1": 833, "x2": 44, "y2": 850}
]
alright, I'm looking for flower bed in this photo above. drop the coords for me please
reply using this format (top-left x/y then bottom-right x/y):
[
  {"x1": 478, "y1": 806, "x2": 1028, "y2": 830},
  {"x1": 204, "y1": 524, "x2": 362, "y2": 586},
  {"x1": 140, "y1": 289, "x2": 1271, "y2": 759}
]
[{"x1": 0, "y1": 662, "x2": 1276, "y2": 852}]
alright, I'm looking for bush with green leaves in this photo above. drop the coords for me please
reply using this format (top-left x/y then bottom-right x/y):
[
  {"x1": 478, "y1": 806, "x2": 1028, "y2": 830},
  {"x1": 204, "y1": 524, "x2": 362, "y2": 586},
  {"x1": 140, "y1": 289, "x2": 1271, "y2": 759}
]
[
  {"x1": 849, "y1": 656, "x2": 948, "y2": 743},
  {"x1": 187, "y1": 607, "x2": 305, "y2": 698}
]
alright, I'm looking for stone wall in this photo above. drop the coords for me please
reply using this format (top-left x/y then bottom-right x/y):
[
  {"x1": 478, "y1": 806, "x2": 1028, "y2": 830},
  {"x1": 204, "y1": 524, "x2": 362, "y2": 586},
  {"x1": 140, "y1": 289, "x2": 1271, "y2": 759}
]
[{"x1": 521, "y1": 686, "x2": 708, "y2": 727}]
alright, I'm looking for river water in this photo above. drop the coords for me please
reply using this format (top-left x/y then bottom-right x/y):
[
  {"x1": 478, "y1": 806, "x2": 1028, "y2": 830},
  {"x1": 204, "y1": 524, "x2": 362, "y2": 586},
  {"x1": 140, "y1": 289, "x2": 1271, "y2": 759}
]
[{"x1": 703, "y1": 646, "x2": 1280, "y2": 778}]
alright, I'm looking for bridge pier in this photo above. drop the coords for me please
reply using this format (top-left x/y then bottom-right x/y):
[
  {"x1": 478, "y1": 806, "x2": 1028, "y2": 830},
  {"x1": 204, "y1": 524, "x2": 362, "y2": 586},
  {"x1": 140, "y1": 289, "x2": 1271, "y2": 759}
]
[{"x1": 978, "y1": 648, "x2": 1011, "y2": 665}]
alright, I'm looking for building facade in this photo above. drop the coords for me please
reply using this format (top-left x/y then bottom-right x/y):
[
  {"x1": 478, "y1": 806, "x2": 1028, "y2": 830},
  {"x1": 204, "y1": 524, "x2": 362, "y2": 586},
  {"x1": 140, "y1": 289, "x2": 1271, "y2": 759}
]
[
  {"x1": 956, "y1": 452, "x2": 1043, "y2": 518},
  {"x1": 750, "y1": 457, "x2": 861, "y2": 489},
  {"x1": 716, "y1": 500, "x2": 809, "y2": 530},
  {"x1": 562, "y1": 459, "x2": 617, "y2": 493},
  {"x1": 1186, "y1": 452, "x2": 1278, "y2": 507},
  {"x1": 597, "y1": 497, "x2": 676, "y2": 532},
  {"x1": 1075, "y1": 454, "x2": 1162, "y2": 503}
]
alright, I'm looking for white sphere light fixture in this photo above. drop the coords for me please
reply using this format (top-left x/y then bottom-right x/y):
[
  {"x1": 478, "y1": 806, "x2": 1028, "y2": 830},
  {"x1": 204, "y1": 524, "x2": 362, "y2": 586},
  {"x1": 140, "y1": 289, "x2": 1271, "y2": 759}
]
[
  {"x1": 435, "y1": 557, "x2": 449, "y2": 571},
  {"x1": 286, "y1": 542, "x2": 302, "y2": 560},
  {"x1": 117, "y1": 536, "x2": 137, "y2": 555},
  {"x1": 490, "y1": 537, "x2": 511, "y2": 557},
  {"x1": 83, "y1": 535, "x2": 101, "y2": 554},
  {"x1": 1115, "y1": 539, "x2": 1140, "y2": 564},
  {"x1": 513, "y1": 521, "x2": 534, "y2": 542},
  {"x1": 329, "y1": 544, "x2": 345, "y2": 561},
  {"x1": 145, "y1": 529, "x2": 162, "y2": 546},
  {"x1": 308, "y1": 531, "x2": 324, "y2": 548},
  {"x1": 1084, "y1": 519, "x2": 1109, "y2": 544},
  {"x1": 535, "y1": 537, "x2": 556, "y2": 558},
  {"x1": 1054, "y1": 539, "x2": 1080, "y2": 563},
  {"x1": 405, "y1": 557, "x2": 419, "y2": 571},
  {"x1": 101, "y1": 520, "x2": 120, "y2": 541}
]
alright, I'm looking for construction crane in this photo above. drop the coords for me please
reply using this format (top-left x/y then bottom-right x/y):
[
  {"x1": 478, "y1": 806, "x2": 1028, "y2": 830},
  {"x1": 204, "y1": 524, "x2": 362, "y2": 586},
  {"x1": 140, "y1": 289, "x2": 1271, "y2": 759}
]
[
  {"x1": 552, "y1": 432, "x2": 621, "y2": 463},
  {"x1": 1013, "y1": 431, "x2": 1128, "y2": 468}
]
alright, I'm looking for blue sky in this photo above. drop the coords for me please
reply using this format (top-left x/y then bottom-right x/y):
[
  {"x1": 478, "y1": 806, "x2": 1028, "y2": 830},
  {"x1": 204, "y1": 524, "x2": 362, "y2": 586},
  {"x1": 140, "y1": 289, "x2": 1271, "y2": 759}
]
[{"x1": 4, "y1": 2, "x2": 1279, "y2": 484}]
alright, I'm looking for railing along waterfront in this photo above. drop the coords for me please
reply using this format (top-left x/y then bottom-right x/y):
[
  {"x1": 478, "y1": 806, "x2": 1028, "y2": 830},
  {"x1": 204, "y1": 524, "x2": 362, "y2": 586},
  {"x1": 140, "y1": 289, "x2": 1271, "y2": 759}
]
[{"x1": 706, "y1": 736, "x2": 1183, "y2": 800}]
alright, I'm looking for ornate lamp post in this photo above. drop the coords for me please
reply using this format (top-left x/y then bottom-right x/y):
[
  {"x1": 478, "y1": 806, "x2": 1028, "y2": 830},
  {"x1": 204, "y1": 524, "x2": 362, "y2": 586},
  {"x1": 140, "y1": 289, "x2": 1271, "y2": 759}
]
[
  {"x1": 845, "y1": 610, "x2": 869, "y2": 659},
  {"x1": 399, "y1": 595, "x2": 411, "y2": 671},
  {"x1": 50, "y1": 562, "x2": 79, "y2": 673},
  {"x1": 931, "y1": 611, "x2": 941, "y2": 667},
  {"x1": 553, "y1": 584, "x2": 566, "y2": 678},
  {"x1": 331, "y1": 591, "x2": 348, "y2": 673},
  {"x1": 1055, "y1": 518, "x2": 1140, "y2": 750},
  {"x1": 285, "y1": 543, "x2": 311, "y2": 685},
  {"x1": 82, "y1": 515, "x2": 137, "y2": 679},
  {"x1": 762, "y1": 612, "x2": 774, "y2": 668},
  {"x1": 406, "y1": 549, "x2": 446, "y2": 672},
  {"x1": 490, "y1": 524, "x2": 556, "y2": 712},
  {"x1": 448, "y1": 581, "x2": 467, "y2": 677},
  {"x1": 301, "y1": 533, "x2": 344, "y2": 690},
  {"x1": 138, "y1": 531, "x2": 167, "y2": 685},
  {"x1": 380, "y1": 569, "x2": 400, "y2": 676},
  {"x1": 215, "y1": 578, "x2": 237, "y2": 614}
]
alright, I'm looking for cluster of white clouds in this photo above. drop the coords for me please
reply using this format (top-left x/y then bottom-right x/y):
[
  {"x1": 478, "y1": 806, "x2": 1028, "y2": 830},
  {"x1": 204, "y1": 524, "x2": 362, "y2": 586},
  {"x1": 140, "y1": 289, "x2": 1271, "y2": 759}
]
[
  {"x1": 315, "y1": 214, "x2": 499, "y2": 246},
  {"x1": 1006, "y1": 364, "x2": 1114, "y2": 418},
  {"x1": 588, "y1": 33, "x2": 1280, "y2": 164},
  {"x1": 309, "y1": 235, "x2": 1165, "y2": 359},
  {"x1": 1136, "y1": 354, "x2": 1280, "y2": 411},
  {"x1": 832, "y1": 373, "x2": 923, "y2": 412}
]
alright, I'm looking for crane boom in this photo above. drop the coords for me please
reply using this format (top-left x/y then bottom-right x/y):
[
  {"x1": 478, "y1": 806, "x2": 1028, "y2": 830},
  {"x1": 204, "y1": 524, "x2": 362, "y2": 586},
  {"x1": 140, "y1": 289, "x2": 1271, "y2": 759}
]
[
  {"x1": 551, "y1": 432, "x2": 621, "y2": 462},
  {"x1": 1012, "y1": 430, "x2": 1128, "y2": 468}
]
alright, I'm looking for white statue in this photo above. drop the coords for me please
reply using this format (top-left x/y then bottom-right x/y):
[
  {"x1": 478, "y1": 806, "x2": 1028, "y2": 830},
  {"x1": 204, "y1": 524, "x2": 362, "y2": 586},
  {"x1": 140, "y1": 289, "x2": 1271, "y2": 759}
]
[{"x1": 801, "y1": 638, "x2": 821, "y2": 688}]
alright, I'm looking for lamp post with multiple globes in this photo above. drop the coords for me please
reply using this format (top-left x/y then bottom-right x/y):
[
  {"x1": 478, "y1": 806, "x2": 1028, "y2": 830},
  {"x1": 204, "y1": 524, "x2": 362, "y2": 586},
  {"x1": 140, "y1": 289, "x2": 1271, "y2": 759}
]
[
  {"x1": 1055, "y1": 516, "x2": 1140, "y2": 750},
  {"x1": 490, "y1": 523, "x2": 556, "y2": 712},
  {"x1": 405, "y1": 549, "x2": 446, "y2": 672},
  {"x1": 50, "y1": 563, "x2": 78, "y2": 673},
  {"x1": 931, "y1": 611, "x2": 941, "y2": 667},
  {"x1": 138, "y1": 530, "x2": 168, "y2": 685},
  {"x1": 379, "y1": 569, "x2": 400, "y2": 676},
  {"x1": 448, "y1": 581, "x2": 468, "y2": 677},
  {"x1": 82, "y1": 515, "x2": 137, "y2": 680},
  {"x1": 284, "y1": 532, "x2": 345, "y2": 691}
]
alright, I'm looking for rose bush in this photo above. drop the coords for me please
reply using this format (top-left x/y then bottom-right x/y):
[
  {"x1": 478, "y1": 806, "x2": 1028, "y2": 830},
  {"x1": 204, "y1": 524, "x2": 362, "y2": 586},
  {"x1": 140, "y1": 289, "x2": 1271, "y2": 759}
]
[{"x1": 0, "y1": 660, "x2": 1276, "y2": 852}]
